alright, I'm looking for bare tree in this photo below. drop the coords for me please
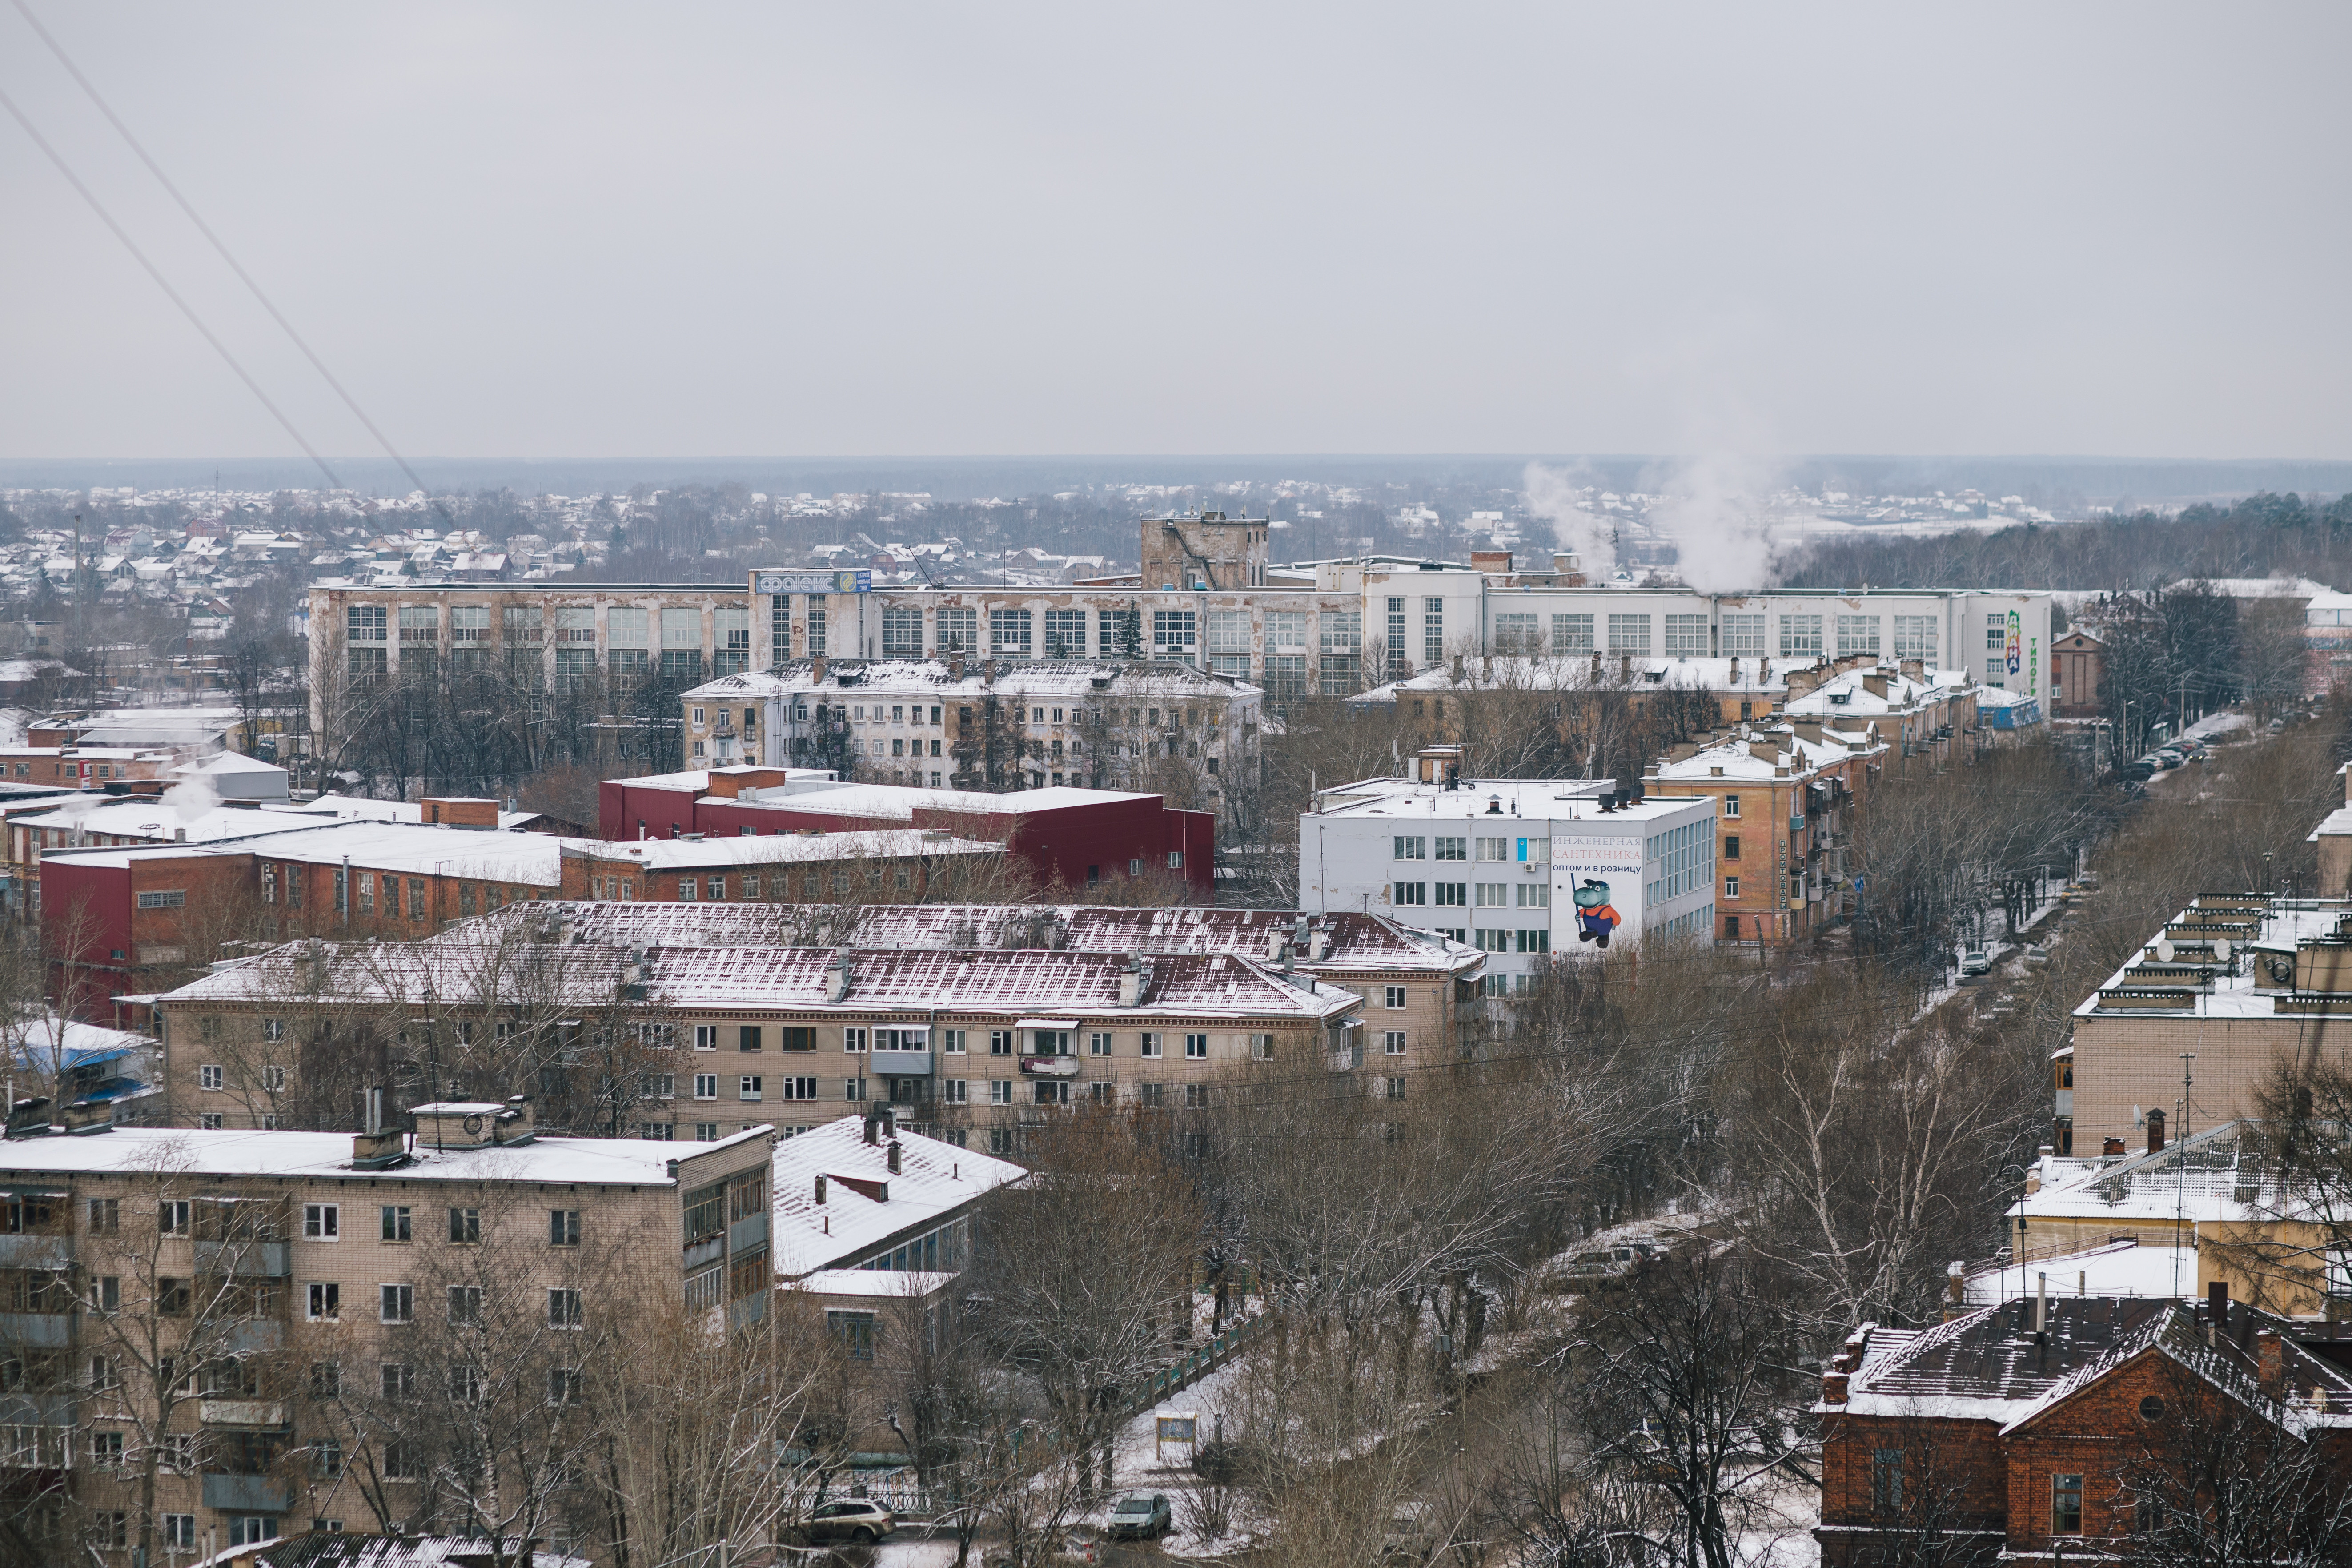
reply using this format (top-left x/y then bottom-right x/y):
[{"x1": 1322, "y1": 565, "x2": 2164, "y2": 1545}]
[
  {"x1": 65, "y1": 1148, "x2": 306, "y2": 1568},
  {"x1": 1569, "y1": 1247, "x2": 1804, "y2": 1568}
]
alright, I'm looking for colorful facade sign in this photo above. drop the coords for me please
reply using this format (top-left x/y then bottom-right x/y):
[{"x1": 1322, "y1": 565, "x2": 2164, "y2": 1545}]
[{"x1": 1551, "y1": 834, "x2": 1646, "y2": 956}]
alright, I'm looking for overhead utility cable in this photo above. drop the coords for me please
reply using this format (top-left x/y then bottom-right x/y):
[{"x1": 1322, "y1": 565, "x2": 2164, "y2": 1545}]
[
  {"x1": 0, "y1": 78, "x2": 344, "y2": 489},
  {"x1": 12, "y1": 0, "x2": 448, "y2": 513}
]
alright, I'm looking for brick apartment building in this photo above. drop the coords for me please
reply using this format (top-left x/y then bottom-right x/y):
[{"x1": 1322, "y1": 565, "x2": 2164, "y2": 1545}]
[
  {"x1": 598, "y1": 766, "x2": 1215, "y2": 899},
  {"x1": 2063, "y1": 894, "x2": 2352, "y2": 1155},
  {"x1": 1645, "y1": 715, "x2": 1886, "y2": 947},
  {"x1": 2051, "y1": 628, "x2": 2107, "y2": 719},
  {"x1": 42, "y1": 817, "x2": 1004, "y2": 1003},
  {"x1": 144, "y1": 904, "x2": 1365, "y2": 1142},
  {"x1": 1817, "y1": 1294, "x2": 2352, "y2": 1565},
  {"x1": 771, "y1": 1111, "x2": 1027, "y2": 1337},
  {"x1": 552, "y1": 899, "x2": 1484, "y2": 1072},
  {"x1": 0, "y1": 746, "x2": 175, "y2": 790},
  {"x1": 0, "y1": 1105, "x2": 772, "y2": 1556}
]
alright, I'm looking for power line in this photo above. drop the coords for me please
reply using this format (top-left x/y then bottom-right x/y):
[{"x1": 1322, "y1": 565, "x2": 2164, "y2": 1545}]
[
  {"x1": 10, "y1": 0, "x2": 445, "y2": 512},
  {"x1": 0, "y1": 77, "x2": 344, "y2": 489}
]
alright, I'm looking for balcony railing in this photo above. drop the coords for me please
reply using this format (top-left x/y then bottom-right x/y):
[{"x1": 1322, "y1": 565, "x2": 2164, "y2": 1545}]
[
  {"x1": 202, "y1": 1474, "x2": 291, "y2": 1512},
  {"x1": 199, "y1": 1399, "x2": 287, "y2": 1429},
  {"x1": 196, "y1": 1241, "x2": 290, "y2": 1279},
  {"x1": 0, "y1": 1235, "x2": 71, "y2": 1268},
  {"x1": 0, "y1": 1312, "x2": 75, "y2": 1348}
]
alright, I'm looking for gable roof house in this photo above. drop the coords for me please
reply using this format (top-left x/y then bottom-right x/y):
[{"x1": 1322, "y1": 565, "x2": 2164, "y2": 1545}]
[{"x1": 1817, "y1": 1293, "x2": 2352, "y2": 1566}]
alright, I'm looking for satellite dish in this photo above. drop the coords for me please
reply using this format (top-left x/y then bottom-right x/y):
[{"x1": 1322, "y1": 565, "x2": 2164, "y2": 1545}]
[
  {"x1": 2155, "y1": 938, "x2": 2175, "y2": 963},
  {"x1": 2216, "y1": 939, "x2": 2232, "y2": 962},
  {"x1": 2134, "y1": 1105, "x2": 2145, "y2": 1128}
]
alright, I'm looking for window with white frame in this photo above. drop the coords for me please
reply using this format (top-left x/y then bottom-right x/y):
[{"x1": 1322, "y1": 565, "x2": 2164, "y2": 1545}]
[
  {"x1": 1720, "y1": 613, "x2": 1765, "y2": 656},
  {"x1": 1606, "y1": 614, "x2": 1651, "y2": 656},
  {"x1": 1894, "y1": 614, "x2": 1936, "y2": 658},
  {"x1": 1551, "y1": 613, "x2": 1595, "y2": 654},
  {"x1": 1493, "y1": 612, "x2": 1539, "y2": 653},
  {"x1": 1780, "y1": 614, "x2": 1823, "y2": 657},
  {"x1": 1836, "y1": 614, "x2": 1880, "y2": 657}
]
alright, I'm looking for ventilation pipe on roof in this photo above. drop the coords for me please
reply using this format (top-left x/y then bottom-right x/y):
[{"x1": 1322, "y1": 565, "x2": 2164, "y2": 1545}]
[
  {"x1": 887, "y1": 1140, "x2": 902, "y2": 1176},
  {"x1": 815, "y1": 1175, "x2": 827, "y2": 1203},
  {"x1": 827, "y1": 952, "x2": 852, "y2": 1004},
  {"x1": 1118, "y1": 958, "x2": 1144, "y2": 1008}
]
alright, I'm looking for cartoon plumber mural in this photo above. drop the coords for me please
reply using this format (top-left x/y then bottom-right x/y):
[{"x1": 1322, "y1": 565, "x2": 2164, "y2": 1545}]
[
  {"x1": 1552, "y1": 833, "x2": 1646, "y2": 958},
  {"x1": 1572, "y1": 878, "x2": 1622, "y2": 947}
]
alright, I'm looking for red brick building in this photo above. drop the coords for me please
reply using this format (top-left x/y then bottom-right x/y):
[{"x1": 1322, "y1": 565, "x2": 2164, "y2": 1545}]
[
  {"x1": 2051, "y1": 630, "x2": 2107, "y2": 719},
  {"x1": 598, "y1": 766, "x2": 1215, "y2": 899},
  {"x1": 1818, "y1": 1293, "x2": 2352, "y2": 1565},
  {"x1": 42, "y1": 818, "x2": 1004, "y2": 1007}
]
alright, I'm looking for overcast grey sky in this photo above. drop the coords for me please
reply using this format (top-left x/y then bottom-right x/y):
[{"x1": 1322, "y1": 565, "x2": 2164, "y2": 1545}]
[{"x1": 2, "y1": 3, "x2": 2346, "y2": 465}]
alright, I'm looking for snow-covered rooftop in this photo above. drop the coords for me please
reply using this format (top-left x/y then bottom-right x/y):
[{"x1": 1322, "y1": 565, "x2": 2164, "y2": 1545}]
[
  {"x1": 553, "y1": 900, "x2": 1482, "y2": 976},
  {"x1": 0, "y1": 1123, "x2": 769, "y2": 1189},
  {"x1": 2074, "y1": 898, "x2": 2352, "y2": 1020},
  {"x1": 154, "y1": 910, "x2": 1362, "y2": 1023},
  {"x1": 771, "y1": 1114, "x2": 1023, "y2": 1278},
  {"x1": 1306, "y1": 776, "x2": 1711, "y2": 824}
]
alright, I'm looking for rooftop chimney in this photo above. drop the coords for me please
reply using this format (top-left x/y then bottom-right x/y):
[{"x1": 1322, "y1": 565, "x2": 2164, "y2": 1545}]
[
  {"x1": 887, "y1": 1139, "x2": 902, "y2": 1175},
  {"x1": 811, "y1": 654, "x2": 828, "y2": 686},
  {"x1": 948, "y1": 650, "x2": 965, "y2": 681},
  {"x1": 827, "y1": 952, "x2": 852, "y2": 1004},
  {"x1": 352, "y1": 1085, "x2": 406, "y2": 1168},
  {"x1": 815, "y1": 1174, "x2": 827, "y2": 1204},
  {"x1": 1118, "y1": 958, "x2": 1144, "y2": 1007},
  {"x1": 2147, "y1": 1107, "x2": 2167, "y2": 1155},
  {"x1": 492, "y1": 1095, "x2": 537, "y2": 1146}
]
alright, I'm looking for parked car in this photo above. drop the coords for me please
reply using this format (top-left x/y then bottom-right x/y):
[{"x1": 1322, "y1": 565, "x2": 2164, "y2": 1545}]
[
  {"x1": 801, "y1": 1499, "x2": 895, "y2": 1545},
  {"x1": 1107, "y1": 1492, "x2": 1174, "y2": 1540},
  {"x1": 1958, "y1": 948, "x2": 1994, "y2": 978},
  {"x1": 1381, "y1": 1503, "x2": 1438, "y2": 1564},
  {"x1": 1545, "y1": 1240, "x2": 1666, "y2": 1287}
]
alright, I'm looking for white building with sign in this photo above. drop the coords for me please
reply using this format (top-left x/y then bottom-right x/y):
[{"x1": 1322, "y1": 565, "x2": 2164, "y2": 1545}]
[{"x1": 1297, "y1": 750, "x2": 1717, "y2": 995}]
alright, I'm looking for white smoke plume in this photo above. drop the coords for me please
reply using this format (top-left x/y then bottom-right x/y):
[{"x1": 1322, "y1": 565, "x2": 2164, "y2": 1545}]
[
  {"x1": 160, "y1": 769, "x2": 221, "y2": 825},
  {"x1": 1642, "y1": 451, "x2": 1786, "y2": 595},
  {"x1": 1521, "y1": 461, "x2": 1614, "y2": 579}
]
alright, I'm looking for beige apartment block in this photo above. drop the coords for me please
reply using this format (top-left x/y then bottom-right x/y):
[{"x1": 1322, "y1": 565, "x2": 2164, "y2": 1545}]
[
  {"x1": 2065, "y1": 895, "x2": 2352, "y2": 1154},
  {"x1": 0, "y1": 1104, "x2": 771, "y2": 1559},
  {"x1": 553, "y1": 900, "x2": 1486, "y2": 1073},
  {"x1": 144, "y1": 904, "x2": 1366, "y2": 1146}
]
